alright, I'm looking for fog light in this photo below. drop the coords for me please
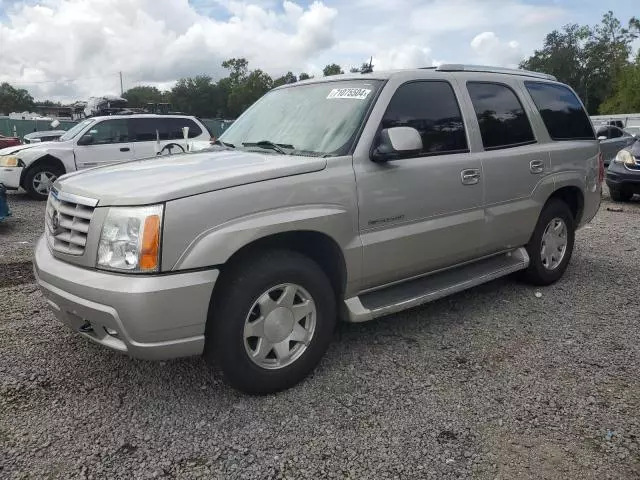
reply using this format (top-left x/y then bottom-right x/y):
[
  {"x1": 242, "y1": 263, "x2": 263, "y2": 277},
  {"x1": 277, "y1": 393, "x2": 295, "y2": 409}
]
[{"x1": 104, "y1": 327, "x2": 118, "y2": 336}]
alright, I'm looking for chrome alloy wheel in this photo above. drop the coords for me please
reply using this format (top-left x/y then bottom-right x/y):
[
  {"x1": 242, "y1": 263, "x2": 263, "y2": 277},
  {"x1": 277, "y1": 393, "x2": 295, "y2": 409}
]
[
  {"x1": 243, "y1": 283, "x2": 316, "y2": 369},
  {"x1": 32, "y1": 171, "x2": 57, "y2": 195},
  {"x1": 540, "y1": 217, "x2": 568, "y2": 270}
]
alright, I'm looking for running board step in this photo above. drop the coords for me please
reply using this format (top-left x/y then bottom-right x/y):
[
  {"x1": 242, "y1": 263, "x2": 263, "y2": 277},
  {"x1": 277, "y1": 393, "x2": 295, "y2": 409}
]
[{"x1": 344, "y1": 248, "x2": 529, "y2": 323}]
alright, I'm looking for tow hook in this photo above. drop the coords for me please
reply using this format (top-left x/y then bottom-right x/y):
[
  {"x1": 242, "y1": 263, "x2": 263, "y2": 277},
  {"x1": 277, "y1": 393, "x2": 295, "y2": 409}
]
[{"x1": 79, "y1": 321, "x2": 93, "y2": 333}]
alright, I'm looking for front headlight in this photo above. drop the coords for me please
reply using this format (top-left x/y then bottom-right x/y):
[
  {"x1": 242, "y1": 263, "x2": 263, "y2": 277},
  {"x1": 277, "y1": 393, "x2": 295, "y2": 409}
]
[
  {"x1": 0, "y1": 156, "x2": 20, "y2": 167},
  {"x1": 614, "y1": 149, "x2": 635, "y2": 167},
  {"x1": 97, "y1": 205, "x2": 163, "y2": 273}
]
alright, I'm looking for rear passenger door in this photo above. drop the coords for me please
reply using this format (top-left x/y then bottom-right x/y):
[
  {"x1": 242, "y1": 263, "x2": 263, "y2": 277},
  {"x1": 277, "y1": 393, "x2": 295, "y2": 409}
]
[
  {"x1": 464, "y1": 81, "x2": 553, "y2": 253},
  {"x1": 130, "y1": 118, "x2": 165, "y2": 160},
  {"x1": 355, "y1": 80, "x2": 485, "y2": 289},
  {"x1": 130, "y1": 117, "x2": 207, "y2": 159}
]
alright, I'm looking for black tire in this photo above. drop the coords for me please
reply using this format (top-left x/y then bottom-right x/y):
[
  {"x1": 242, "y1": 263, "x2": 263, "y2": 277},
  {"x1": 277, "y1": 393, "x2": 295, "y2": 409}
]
[
  {"x1": 610, "y1": 188, "x2": 633, "y2": 202},
  {"x1": 521, "y1": 199, "x2": 575, "y2": 286},
  {"x1": 24, "y1": 162, "x2": 64, "y2": 200},
  {"x1": 205, "y1": 249, "x2": 336, "y2": 394}
]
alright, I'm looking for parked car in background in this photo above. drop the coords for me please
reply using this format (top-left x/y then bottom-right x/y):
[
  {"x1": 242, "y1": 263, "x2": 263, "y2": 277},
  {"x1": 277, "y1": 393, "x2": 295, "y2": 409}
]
[
  {"x1": 624, "y1": 126, "x2": 640, "y2": 138},
  {"x1": 23, "y1": 130, "x2": 67, "y2": 144},
  {"x1": 0, "y1": 183, "x2": 10, "y2": 222},
  {"x1": 0, "y1": 134, "x2": 21, "y2": 149},
  {"x1": 606, "y1": 139, "x2": 640, "y2": 202},
  {"x1": 33, "y1": 65, "x2": 602, "y2": 394},
  {"x1": 0, "y1": 114, "x2": 212, "y2": 200},
  {"x1": 596, "y1": 125, "x2": 636, "y2": 166}
]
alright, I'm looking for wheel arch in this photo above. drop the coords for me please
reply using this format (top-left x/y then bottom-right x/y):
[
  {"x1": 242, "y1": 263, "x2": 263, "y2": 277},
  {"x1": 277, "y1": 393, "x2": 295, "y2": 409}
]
[
  {"x1": 20, "y1": 154, "x2": 66, "y2": 189},
  {"x1": 215, "y1": 230, "x2": 348, "y2": 300},
  {"x1": 545, "y1": 185, "x2": 584, "y2": 224}
]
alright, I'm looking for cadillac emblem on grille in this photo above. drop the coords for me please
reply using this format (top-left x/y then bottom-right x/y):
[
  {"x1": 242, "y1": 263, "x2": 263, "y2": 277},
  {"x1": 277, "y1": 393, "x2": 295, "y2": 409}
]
[{"x1": 51, "y1": 209, "x2": 63, "y2": 235}]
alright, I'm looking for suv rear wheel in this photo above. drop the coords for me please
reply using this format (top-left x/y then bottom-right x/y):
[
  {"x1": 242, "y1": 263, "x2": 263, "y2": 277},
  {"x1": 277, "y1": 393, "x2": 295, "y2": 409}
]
[
  {"x1": 205, "y1": 250, "x2": 336, "y2": 394},
  {"x1": 521, "y1": 199, "x2": 575, "y2": 286},
  {"x1": 24, "y1": 162, "x2": 63, "y2": 200}
]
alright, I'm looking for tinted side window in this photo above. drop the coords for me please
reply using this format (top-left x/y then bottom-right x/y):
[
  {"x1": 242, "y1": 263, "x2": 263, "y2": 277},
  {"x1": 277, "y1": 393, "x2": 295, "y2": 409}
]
[
  {"x1": 524, "y1": 82, "x2": 594, "y2": 140},
  {"x1": 130, "y1": 118, "x2": 168, "y2": 142},
  {"x1": 467, "y1": 82, "x2": 535, "y2": 150},
  {"x1": 166, "y1": 118, "x2": 203, "y2": 139},
  {"x1": 381, "y1": 81, "x2": 468, "y2": 155},
  {"x1": 87, "y1": 119, "x2": 129, "y2": 144}
]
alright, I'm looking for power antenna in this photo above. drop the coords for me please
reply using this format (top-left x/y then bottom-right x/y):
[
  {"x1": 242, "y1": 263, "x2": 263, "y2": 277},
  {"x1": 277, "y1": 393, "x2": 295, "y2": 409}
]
[{"x1": 361, "y1": 56, "x2": 373, "y2": 74}]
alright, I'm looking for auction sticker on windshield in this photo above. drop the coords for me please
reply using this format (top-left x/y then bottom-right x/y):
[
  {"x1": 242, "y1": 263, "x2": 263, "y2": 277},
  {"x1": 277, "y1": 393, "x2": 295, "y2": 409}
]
[{"x1": 327, "y1": 88, "x2": 372, "y2": 100}]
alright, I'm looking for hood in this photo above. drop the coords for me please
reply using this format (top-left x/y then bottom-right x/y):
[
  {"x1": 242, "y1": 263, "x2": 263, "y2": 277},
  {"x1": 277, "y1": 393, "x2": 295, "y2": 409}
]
[
  {"x1": 629, "y1": 139, "x2": 640, "y2": 158},
  {"x1": 0, "y1": 140, "x2": 68, "y2": 156},
  {"x1": 56, "y1": 149, "x2": 327, "y2": 206}
]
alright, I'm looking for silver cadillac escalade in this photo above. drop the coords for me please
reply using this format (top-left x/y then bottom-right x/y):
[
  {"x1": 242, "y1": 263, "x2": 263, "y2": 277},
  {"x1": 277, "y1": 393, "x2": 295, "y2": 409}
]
[{"x1": 33, "y1": 65, "x2": 602, "y2": 394}]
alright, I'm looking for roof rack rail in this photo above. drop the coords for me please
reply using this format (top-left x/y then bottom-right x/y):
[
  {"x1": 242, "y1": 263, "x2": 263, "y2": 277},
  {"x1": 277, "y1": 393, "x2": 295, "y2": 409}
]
[{"x1": 434, "y1": 64, "x2": 557, "y2": 81}]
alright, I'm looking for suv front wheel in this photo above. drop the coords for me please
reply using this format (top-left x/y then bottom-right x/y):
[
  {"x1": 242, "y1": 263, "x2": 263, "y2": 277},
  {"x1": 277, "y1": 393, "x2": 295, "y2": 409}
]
[
  {"x1": 521, "y1": 199, "x2": 575, "y2": 286},
  {"x1": 206, "y1": 250, "x2": 336, "y2": 394}
]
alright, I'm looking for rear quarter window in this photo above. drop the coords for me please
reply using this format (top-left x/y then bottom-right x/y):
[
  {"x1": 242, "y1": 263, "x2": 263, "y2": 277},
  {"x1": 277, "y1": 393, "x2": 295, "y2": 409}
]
[{"x1": 524, "y1": 81, "x2": 595, "y2": 141}]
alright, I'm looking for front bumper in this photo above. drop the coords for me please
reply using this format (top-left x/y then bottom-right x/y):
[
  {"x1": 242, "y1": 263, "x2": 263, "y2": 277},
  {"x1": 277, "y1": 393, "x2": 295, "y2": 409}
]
[
  {"x1": 33, "y1": 235, "x2": 218, "y2": 360},
  {"x1": 606, "y1": 162, "x2": 640, "y2": 193},
  {"x1": 0, "y1": 166, "x2": 23, "y2": 190}
]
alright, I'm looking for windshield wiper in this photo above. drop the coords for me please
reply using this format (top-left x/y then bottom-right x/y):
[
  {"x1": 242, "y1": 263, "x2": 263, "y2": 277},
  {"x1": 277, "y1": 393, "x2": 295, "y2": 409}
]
[
  {"x1": 212, "y1": 139, "x2": 235, "y2": 148},
  {"x1": 242, "y1": 140, "x2": 293, "y2": 154}
]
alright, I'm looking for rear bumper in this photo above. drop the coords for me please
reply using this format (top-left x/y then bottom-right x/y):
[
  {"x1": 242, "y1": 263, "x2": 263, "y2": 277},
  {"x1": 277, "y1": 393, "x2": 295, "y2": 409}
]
[
  {"x1": 0, "y1": 167, "x2": 22, "y2": 190},
  {"x1": 33, "y1": 235, "x2": 218, "y2": 360}
]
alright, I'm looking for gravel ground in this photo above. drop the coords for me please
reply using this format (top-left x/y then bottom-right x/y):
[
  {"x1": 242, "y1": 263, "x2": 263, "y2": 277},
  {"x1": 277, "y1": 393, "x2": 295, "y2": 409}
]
[{"x1": 1, "y1": 188, "x2": 639, "y2": 479}]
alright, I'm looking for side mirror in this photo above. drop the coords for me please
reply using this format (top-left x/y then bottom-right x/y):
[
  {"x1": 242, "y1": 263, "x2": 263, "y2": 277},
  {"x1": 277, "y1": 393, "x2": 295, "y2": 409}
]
[
  {"x1": 372, "y1": 126, "x2": 423, "y2": 162},
  {"x1": 78, "y1": 134, "x2": 94, "y2": 146},
  {"x1": 597, "y1": 135, "x2": 607, "y2": 141}
]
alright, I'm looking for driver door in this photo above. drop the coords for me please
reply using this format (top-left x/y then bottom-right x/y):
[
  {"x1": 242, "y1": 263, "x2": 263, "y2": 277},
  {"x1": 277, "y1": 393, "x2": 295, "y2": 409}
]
[
  {"x1": 74, "y1": 119, "x2": 133, "y2": 169},
  {"x1": 354, "y1": 80, "x2": 485, "y2": 290}
]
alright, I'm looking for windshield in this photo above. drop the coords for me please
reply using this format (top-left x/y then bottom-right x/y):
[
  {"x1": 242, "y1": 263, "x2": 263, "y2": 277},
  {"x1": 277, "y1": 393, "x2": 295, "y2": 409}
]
[
  {"x1": 219, "y1": 80, "x2": 382, "y2": 156},
  {"x1": 58, "y1": 119, "x2": 95, "y2": 142}
]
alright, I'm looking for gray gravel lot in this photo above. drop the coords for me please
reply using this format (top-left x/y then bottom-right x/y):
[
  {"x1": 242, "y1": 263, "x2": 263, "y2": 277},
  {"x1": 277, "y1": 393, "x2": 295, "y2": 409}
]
[{"x1": 1, "y1": 189, "x2": 639, "y2": 479}]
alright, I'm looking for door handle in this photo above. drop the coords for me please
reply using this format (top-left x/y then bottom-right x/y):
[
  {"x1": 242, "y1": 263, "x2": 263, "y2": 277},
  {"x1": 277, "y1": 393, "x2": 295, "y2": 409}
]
[
  {"x1": 120, "y1": 147, "x2": 130, "y2": 152},
  {"x1": 461, "y1": 168, "x2": 480, "y2": 185},
  {"x1": 529, "y1": 160, "x2": 544, "y2": 174}
]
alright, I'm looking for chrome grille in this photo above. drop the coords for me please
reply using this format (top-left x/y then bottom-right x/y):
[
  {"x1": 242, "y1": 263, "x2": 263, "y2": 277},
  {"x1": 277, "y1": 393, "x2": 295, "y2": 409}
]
[{"x1": 45, "y1": 189, "x2": 97, "y2": 256}]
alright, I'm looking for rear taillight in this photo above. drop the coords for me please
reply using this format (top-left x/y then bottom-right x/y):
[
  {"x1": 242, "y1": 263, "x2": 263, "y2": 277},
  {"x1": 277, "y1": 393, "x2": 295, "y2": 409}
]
[{"x1": 598, "y1": 151, "x2": 604, "y2": 184}]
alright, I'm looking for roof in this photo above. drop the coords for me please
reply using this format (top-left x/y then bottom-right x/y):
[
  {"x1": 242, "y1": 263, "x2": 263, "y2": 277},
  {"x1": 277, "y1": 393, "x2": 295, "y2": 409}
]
[
  {"x1": 289, "y1": 64, "x2": 557, "y2": 88},
  {"x1": 86, "y1": 114, "x2": 196, "y2": 121}
]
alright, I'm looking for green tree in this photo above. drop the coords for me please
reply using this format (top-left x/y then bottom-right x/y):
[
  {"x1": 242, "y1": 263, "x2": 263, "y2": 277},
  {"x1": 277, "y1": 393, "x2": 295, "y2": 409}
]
[
  {"x1": 298, "y1": 72, "x2": 312, "y2": 81},
  {"x1": 170, "y1": 76, "x2": 222, "y2": 118},
  {"x1": 122, "y1": 86, "x2": 166, "y2": 108},
  {"x1": 600, "y1": 59, "x2": 640, "y2": 113},
  {"x1": 273, "y1": 71, "x2": 297, "y2": 87},
  {"x1": 227, "y1": 69, "x2": 273, "y2": 117},
  {"x1": 323, "y1": 64, "x2": 344, "y2": 76},
  {"x1": 222, "y1": 58, "x2": 249, "y2": 85},
  {"x1": 0, "y1": 82, "x2": 35, "y2": 113},
  {"x1": 520, "y1": 12, "x2": 639, "y2": 114}
]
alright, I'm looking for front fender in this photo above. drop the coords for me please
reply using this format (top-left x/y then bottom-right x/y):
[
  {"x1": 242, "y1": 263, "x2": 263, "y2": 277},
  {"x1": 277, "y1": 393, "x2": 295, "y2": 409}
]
[{"x1": 171, "y1": 204, "x2": 356, "y2": 270}]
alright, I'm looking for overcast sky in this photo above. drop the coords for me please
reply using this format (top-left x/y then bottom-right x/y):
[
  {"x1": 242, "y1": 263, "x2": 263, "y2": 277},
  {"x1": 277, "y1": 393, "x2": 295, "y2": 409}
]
[{"x1": 0, "y1": 0, "x2": 637, "y2": 103}]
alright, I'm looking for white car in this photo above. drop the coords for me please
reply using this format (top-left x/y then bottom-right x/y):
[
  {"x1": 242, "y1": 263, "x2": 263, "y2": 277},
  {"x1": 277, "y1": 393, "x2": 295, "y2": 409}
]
[{"x1": 0, "y1": 114, "x2": 212, "y2": 200}]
